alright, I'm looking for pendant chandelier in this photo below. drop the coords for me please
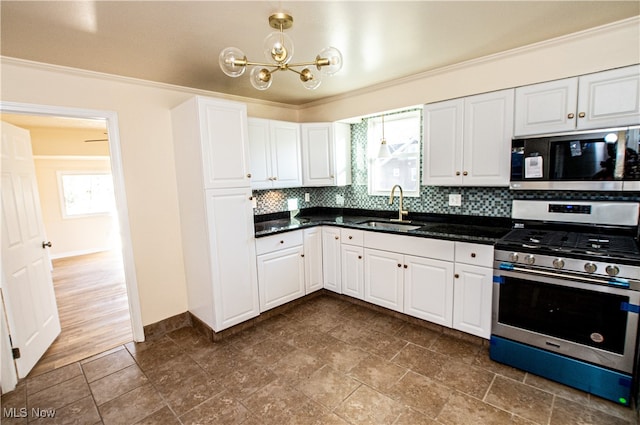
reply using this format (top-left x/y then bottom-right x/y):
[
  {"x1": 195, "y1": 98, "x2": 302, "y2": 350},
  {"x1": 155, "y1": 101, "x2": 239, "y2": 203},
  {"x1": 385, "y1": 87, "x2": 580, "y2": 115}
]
[
  {"x1": 377, "y1": 114, "x2": 391, "y2": 158},
  {"x1": 218, "y1": 12, "x2": 343, "y2": 90}
]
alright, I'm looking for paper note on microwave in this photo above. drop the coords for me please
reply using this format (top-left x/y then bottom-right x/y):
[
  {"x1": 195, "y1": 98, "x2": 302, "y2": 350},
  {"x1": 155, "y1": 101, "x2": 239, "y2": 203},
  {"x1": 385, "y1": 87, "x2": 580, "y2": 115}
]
[{"x1": 525, "y1": 156, "x2": 543, "y2": 178}]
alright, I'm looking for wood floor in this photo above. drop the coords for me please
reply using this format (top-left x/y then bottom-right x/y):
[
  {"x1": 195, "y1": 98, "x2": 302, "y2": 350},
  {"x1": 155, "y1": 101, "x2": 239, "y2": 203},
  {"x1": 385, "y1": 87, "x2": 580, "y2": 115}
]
[{"x1": 29, "y1": 250, "x2": 133, "y2": 377}]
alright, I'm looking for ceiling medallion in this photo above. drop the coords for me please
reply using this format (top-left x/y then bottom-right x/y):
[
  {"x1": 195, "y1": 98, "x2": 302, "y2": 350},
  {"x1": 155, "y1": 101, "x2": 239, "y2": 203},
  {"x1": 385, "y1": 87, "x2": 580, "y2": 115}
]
[{"x1": 219, "y1": 12, "x2": 343, "y2": 90}]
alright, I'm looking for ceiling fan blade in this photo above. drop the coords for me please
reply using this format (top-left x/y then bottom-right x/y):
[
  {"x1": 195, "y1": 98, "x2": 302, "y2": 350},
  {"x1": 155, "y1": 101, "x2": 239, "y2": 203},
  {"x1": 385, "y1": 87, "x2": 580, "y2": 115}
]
[{"x1": 84, "y1": 138, "x2": 109, "y2": 142}]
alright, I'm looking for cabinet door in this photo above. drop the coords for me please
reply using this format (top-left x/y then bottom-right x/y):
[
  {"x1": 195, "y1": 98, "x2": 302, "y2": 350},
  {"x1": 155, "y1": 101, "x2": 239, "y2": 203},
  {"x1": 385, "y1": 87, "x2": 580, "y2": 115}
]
[
  {"x1": 270, "y1": 120, "x2": 302, "y2": 187},
  {"x1": 341, "y1": 245, "x2": 364, "y2": 300},
  {"x1": 302, "y1": 123, "x2": 334, "y2": 186},
  {"x1": 364, "y1": 249, "x2": 404, "y2": 312},
  {"x1": 403, "y1": 255, "x2": 454, "y2": 327},
  {"x1": 257, "y1": 245, "x2": 305, "y2": 312},
  {"x1": 422, "y1": 99, "x2": 464, "y2": 186},
  {"x1": 322, "y1": 227, "x2": 342, "y2": 293},
  {"x1": 205, "y1": 188, "x2": 259, "y2": 330},
  {"x1": 304, "y1": 228, "x2": 324, "y2": 294},
  {"x1": 247, "y1": 118, "x2": 273, "y2": 189},
  {"x1": 577, "y1": 65, "x2": 640, "y2": 130},
  {"x1": 199, "y1": 98, "x2": 251, "y2": 189},
  {"x1": 514, "y1": 78, "x2": 578, "y2": 136},
  {"x1": 463, "y1": 89, "x2": 514, "y2": 186},
  {"x1": 453, "y1": 263, "x2": 493, "y2": 339}
]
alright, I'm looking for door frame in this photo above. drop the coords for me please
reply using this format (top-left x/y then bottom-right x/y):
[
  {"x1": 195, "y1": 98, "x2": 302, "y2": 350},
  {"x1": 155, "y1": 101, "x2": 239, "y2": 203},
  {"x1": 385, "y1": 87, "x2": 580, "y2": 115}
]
[{"x1": 0, "y1": 101, "x2": 144, "y2": 346}]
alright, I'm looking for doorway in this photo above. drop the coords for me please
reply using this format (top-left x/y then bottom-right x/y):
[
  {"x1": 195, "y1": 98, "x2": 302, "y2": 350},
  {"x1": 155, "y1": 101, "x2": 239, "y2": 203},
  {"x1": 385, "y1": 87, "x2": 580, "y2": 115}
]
[{"x1": 0, "y1": 102, "x2": 143, "y2": 383}]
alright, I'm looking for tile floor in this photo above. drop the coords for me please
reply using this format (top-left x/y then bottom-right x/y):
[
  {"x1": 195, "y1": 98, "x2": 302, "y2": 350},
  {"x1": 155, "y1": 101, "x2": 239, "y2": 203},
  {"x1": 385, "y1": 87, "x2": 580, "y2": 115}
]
[{"x1": 2, "y1": 295, "x2": 638, "y2": 425}]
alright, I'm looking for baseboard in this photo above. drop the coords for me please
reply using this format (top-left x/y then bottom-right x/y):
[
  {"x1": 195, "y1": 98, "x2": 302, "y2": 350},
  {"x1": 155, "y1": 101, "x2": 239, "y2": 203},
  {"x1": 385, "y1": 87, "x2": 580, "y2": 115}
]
[{"x1": 143, "y1": 311, "x2": 192, "y2": 341}]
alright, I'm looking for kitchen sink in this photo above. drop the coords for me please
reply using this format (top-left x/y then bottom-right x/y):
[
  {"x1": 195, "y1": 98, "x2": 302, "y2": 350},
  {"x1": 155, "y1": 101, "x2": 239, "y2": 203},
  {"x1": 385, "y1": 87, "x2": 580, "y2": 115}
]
[{"x1": 360, "y1": 221, "x2": 422, "y2": 232}]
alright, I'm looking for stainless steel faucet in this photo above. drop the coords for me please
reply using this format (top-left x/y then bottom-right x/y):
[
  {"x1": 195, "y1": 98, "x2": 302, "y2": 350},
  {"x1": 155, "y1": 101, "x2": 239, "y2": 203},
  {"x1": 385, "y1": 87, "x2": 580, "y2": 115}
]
[{"x1": 389, "y1": 185, "x2": 410, "y2": 222}]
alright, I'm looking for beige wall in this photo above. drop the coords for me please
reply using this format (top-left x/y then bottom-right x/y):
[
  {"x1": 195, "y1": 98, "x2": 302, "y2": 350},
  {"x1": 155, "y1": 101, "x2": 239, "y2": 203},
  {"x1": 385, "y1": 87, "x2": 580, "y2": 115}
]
[
  {"x1": 1, "y1": 17, "x2": 638, "y2": 326},
  {"x1": 300, "y1": 17, "x2": 640, "y2": 122},
  {"x1": 34, "y1": 156, "x2": 117, "y2": 259},
  {"x1": 30, "y1": 127, "x2": 110, "y2": 156}
]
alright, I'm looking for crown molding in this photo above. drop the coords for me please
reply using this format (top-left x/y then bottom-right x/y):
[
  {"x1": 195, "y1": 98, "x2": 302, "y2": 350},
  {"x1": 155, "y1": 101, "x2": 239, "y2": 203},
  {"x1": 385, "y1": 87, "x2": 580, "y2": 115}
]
[{"x1": 0, "y1": 56, "x2": 301, "y2": 111}]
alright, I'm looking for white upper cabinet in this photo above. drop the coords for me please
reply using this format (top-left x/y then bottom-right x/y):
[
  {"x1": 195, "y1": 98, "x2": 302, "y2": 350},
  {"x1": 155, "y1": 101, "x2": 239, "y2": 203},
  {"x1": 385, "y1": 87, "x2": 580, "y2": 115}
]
[
  {"x1": 301, "y1": 122, "x2": 352, "y2": 187},
  {"x1": 172, "y1": 96, "x2": 251, "y2": 189},
  {"x1": 423, "y1": 89, "x2": 514, "y2": 186},
  {"x1": 248, "y1": 118, "x2": 302, "y2": 189},
  {"x1": 515, "y1": 65, "x2": 640, "y2": 136}
]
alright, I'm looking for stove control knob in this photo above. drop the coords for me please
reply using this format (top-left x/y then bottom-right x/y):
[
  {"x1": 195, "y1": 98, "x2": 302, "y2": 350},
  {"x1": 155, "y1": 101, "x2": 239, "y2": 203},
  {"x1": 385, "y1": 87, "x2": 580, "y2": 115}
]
[
  {"x1": 552, "y1": 258, "x2": 565, "y2": 269},
  {"x1": 605, "y1": 265, "x2": 620, "y2": 277},
  {"x1": 524, "y1": 254, "x2": 535, "y2": 265},
  {"x1": 508, "y1": 252, "x2": 519, "y2": 262},
  {"x1": 584, "y1": 263, "x2": 597, "y2": 274}
]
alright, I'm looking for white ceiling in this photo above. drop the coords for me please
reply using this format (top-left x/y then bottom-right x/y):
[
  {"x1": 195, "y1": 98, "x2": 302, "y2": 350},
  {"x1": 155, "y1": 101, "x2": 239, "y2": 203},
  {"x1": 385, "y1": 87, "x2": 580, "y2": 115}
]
[{"x1": 1, "y1": 1, "x2": 639, "y2": 106}]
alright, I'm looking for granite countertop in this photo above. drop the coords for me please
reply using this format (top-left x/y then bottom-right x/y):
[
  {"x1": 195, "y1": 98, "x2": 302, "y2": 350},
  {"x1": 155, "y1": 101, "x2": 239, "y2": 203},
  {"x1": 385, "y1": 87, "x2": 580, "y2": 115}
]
[{"x1": 254, "y1": 207, "x2": 512, "y2": 245}]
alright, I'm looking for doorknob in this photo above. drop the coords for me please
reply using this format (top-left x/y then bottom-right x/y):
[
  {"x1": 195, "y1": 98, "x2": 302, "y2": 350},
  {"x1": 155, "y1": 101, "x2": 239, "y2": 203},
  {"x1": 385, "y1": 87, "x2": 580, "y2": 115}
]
[{"x1": 42, "y1": 241, "x2": 52, "y2": 249}]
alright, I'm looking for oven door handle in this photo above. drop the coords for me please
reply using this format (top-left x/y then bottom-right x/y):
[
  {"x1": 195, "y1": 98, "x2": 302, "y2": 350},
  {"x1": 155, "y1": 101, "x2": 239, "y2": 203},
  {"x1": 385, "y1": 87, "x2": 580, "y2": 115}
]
[{"x1": 509, "y1": 265, "x2": 630, "y2": 288}]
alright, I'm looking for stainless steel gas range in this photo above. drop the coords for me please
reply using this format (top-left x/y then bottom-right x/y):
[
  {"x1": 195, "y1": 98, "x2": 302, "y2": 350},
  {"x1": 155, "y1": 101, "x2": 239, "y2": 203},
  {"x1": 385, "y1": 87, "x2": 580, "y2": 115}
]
[{"x1": 490, "y1": 200, "x2": 640, "y2": 406}]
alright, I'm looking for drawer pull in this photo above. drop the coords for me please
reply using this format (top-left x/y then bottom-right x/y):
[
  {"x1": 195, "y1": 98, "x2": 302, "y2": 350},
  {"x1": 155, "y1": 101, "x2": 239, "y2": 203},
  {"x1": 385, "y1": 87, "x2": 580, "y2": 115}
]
[
  {"x1": 358, "y1": 255, "x2": 362, "y2": 259},
  {"x1": 280, "y1": 240, "x2": 284, "y2": 244},
  {"x1": 471, "y1": 253, "x2": 476, "y2": 258},
  {"x1": 397, "y1": 264, "x2": 402, "y2": 268},
  {"x1": 567, "y1": 113, "x2": 575, "y2": 119},
  {"x1": 301, "y1": 254, "x2": 305, "y2": 257},
  {"x1": 578, "y1": 112, "x2": 586, "y2": 118},
  {"x1": 454, "y1": 273, "x2": 460, "y2": 278},
  {"x1": 335, "y1": 236, "x2": 339, "y2": 240},
  {"x1": 403, "y1": 264, "x2": 408, "y2": 269},
  {"x1": 348, "y1": 236, "x2": 353, "y2": 239}
]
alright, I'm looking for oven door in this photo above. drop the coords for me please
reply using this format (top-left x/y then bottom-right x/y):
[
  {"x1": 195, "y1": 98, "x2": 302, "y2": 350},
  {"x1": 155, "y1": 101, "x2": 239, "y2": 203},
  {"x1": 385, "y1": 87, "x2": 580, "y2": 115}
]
[{"x1": 492, "y1": 267, "x2": 640, "y2": 373}]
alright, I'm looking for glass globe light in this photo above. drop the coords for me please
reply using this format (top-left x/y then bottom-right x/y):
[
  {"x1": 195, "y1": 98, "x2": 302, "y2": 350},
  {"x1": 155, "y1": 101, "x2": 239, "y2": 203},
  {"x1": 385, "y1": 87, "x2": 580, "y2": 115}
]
[
  {"x1": 300, "y1": 68, "x2": 322, "y2": 90},
  {"x1": 317, "y1": 46, "x2": 343, "y2": 76},
  {"x1": 263, "y1": 31, "x2": 294, "y2": 64},
  {"x1": 250, "y1": 67, "x2": 272, "y2": 90},
  {"x1": 219, "y1": 47, "x2": 247, "y2": 77}
]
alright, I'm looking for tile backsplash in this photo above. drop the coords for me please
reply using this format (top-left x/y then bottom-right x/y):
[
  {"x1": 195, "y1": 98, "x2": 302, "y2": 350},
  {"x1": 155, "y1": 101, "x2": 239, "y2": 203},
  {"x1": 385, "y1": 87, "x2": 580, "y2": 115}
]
[{"x1": 253, "y1": 113, "x2": 640, "y2": 217}]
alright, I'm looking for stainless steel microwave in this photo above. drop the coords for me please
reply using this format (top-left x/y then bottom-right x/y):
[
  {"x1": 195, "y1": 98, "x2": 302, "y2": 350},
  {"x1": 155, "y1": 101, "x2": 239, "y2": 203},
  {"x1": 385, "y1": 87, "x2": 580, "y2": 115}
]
[{"x1": 510, "y1": 127, "x2": 640, "y2": 191}]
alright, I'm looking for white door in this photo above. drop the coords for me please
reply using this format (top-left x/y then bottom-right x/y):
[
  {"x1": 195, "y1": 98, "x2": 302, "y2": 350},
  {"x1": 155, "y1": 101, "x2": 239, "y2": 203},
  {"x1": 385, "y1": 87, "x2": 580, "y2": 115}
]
[
  {"x1": 463, "y1": 89, "x2": 514, "y2": 186},
  {"x1": 422, "y1": 99, "x2": 464, "y2": 186},
  {"x1": 322, "y1": 227, "x2": 342, "y2": 293},
  {"x1": 453, "y1": 263, "x2": 493, "y2": 339},
  {"x1": 341, "y1": 244, "x2": 364, "y2": 300},
  {"x1": 1, "y1": 122, "x2": 61, "y2": 378},
  {"x1": 513, "y1": 77, "x2": 579, "y2": 136},
  {"x1": 404, "y1": 255, "x2": 454, "y2": 327},
  {"x1": 257, "y1": 246, "x2": 305, "y2": 312},
  {"x1": 577, "y1": 65, "x2": 640, "y2": 130},
  {"x1": 247, "y1": 118, "x2": 273, "y2": 189},
  {"x1": 303, "y1": 227, "x2": 324, "y2": 294},
  {"x1": 364, "y1": 248, "x2": 404, "y2": 312},
  {"x1": 270, "y1": 120, "x2": 302, "y2": 187}
]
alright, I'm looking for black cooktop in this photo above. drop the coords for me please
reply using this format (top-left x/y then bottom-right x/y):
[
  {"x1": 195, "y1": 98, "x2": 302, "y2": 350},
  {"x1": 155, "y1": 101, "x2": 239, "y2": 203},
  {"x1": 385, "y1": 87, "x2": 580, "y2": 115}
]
[{"x1": 497, "y1": 228, "x2": 640, "y2": 260}]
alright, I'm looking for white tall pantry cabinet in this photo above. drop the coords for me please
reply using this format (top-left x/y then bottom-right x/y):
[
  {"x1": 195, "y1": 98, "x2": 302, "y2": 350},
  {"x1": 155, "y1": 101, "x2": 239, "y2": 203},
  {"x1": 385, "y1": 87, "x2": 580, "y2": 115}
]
[{"x1": 171, "y1": 96, "x2": 259, "y2": 332}]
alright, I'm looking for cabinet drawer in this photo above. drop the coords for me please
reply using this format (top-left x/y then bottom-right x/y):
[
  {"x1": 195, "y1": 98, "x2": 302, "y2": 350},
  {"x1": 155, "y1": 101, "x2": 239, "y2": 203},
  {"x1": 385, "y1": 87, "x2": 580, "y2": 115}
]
[
  {"x1": 455, "y1": 242, "x2": 493, "y2": 267},
  {"x1": 341, "y1": 228, "x2": 364, "y2": 246},
  {"x1": 256, "y1": 230, "x2": 303, "y2": 255},
  {"x1": 364, "y1": 232, "x2": 454, "y2": 261}
]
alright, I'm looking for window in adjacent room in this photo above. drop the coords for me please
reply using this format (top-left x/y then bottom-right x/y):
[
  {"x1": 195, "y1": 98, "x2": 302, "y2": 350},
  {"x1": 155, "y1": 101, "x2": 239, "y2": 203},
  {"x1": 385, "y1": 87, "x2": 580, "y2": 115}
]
[
  {"x1": 367, "y1": 109, "x2": 421, "y2": 196},
  {"x1": 58, "y1": 172, "x2": 116, "y2": 218}
]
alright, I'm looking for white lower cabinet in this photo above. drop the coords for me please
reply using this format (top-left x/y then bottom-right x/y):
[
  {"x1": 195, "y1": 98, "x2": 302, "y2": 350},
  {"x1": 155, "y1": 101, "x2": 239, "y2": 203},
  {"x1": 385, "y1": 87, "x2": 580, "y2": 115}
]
[
  {"x1": 341, "y1": 244, "x2": 364, "y2": 300},
  {"x1": 303, "y1": 228, "x2": 323, "y2": 294},
  {"x1": 364, "y1": 249, "x2": 404, "y2": 312},
  {"x1": 452, "y1": 242, "x2": 494, "y2": 339},
  {"x1": 404, "y1": 255, "x2": 454, "y2": 327},
  {"x1": 322, "y1": 227, "x2": 342, "y2": 293},
  {"x1": 256, "y1": 231, "x2": 305, "y2": 312}
]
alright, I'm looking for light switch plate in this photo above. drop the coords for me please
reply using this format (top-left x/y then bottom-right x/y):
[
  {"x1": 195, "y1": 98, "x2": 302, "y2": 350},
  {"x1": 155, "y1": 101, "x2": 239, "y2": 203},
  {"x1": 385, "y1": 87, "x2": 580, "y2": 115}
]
[
  {"x1": 336, "y1": 194, "x2": 345, "y2": 206},
  {"x1": 449, "y1": 194, "x2": 462, "y2": 207}
]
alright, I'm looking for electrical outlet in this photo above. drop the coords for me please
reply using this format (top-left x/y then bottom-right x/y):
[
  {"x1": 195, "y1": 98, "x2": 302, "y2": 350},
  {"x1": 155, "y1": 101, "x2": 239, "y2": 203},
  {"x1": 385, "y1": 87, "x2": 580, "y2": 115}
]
[
  {"x1": 336, "y1": 194, "x2": 345, "y2": 206},
  {"x1": 449, "y1": 194, "x2": 462, "y2": 207},
  {"x1": 304, "y1": 193, "x2": 310, "y2": 202}
]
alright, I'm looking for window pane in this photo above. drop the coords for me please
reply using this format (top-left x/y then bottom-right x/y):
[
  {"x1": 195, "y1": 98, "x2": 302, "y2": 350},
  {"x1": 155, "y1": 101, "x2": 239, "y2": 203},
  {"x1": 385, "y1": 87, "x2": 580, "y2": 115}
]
[
  {"x1": 61, "y1": 174, "x2": 115, "y2": 217},
  {"x1": 368, "y1": 110, "x2": 421, "y2": 196}
]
